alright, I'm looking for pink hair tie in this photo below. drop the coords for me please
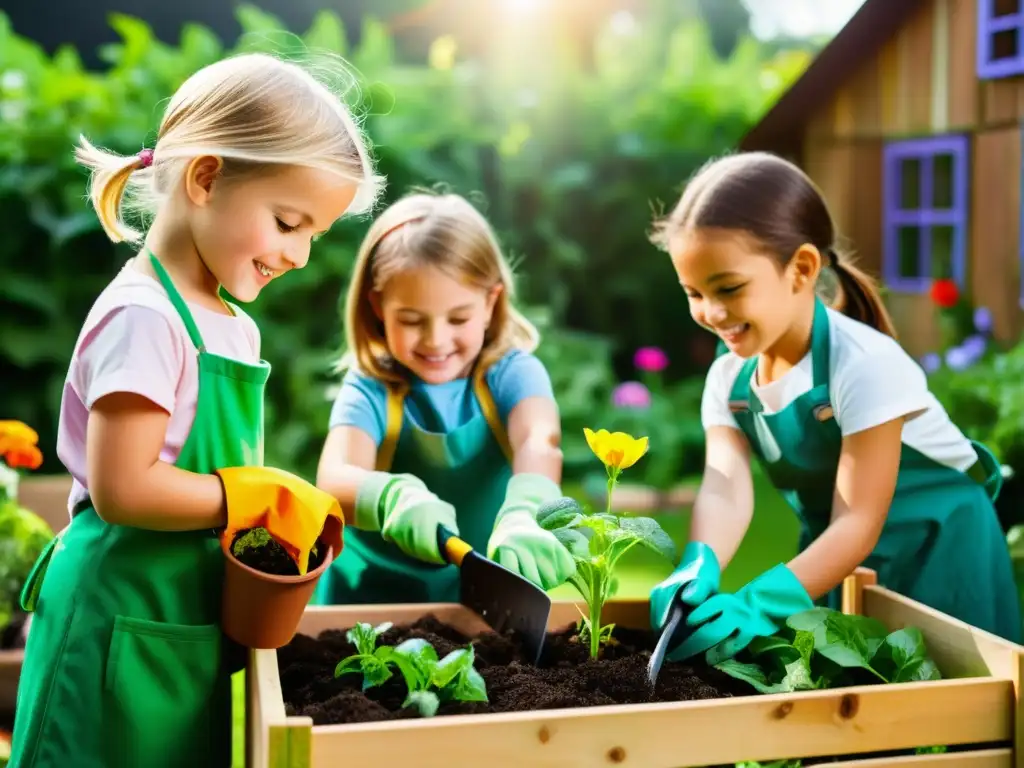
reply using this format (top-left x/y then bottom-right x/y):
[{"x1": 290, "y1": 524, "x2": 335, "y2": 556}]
[{"x1": 138, "y1": 148, "x2": 154, "y2": 168}]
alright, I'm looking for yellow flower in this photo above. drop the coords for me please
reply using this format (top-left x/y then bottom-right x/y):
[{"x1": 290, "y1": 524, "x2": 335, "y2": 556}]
[{"x1": 583, "y1": 428, "x2": 649, "y2": 473}]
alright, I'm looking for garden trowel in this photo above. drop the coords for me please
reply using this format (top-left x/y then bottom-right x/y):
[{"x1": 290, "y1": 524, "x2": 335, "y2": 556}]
[
  {"x1": 437, "y1": 525, "x2": 551, "y2": 665},
  {"x1": 647, "y1": 600, "x2": 692, "y2": 688}
]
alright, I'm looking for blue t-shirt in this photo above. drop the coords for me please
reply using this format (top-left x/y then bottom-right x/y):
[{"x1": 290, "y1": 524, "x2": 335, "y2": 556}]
[{"x1": 328, "y1": 349, "x2": 555, "y2": 445}]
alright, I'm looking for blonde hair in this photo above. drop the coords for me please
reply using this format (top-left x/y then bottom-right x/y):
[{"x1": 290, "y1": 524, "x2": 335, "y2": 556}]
[
  {"x1": 76, "y1": 52, "x2": 383, "y2": 243},
  {"x1": 340, "y1": 192, "x2": 539, "y2": 384}
]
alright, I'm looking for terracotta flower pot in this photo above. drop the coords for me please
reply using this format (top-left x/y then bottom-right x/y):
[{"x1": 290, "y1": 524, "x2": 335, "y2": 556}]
[{"x1": 220, "y1": 536, "x2": 335, "y2": 649}]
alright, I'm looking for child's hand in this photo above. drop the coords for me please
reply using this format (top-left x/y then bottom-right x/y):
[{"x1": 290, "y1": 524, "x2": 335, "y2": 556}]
[
  {"x1": 485, "y1": 473, "x2": 576, "y2": 590},
  {"x1": 376, "y1": 475, "x2": 458, "y2": 565}
]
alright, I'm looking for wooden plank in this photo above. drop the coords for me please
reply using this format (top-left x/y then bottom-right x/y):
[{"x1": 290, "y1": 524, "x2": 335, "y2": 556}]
[
  {"x1": 947, "y1": 0, "x2": 978, "y2": 129},
  {"x1": 848, "y1": 57, "x2": 881, "y2": 137},
  {"x1": 803, "y1": 142, "x2": 855, "y2": 236},
  {"x1": 833, "y1": 82, "x2": 856, "y2": 139},
  {"x1": 828, "y1": 748, "x2": 1013, "y2": 767},
  {"x1": 880, "y1": 35, "x2": 902, "y2": 134},
  {"x1": 885, "y1": 292, "x2": 940, "y2": 356},
  {"x1": 844, "y1": 140, "x2": 884, "y2": 280},
  {"x1": 971, "y1": 128, "x2": 1022, "y2": 342},
  {"x1": 931, "y1": 0, "x2": 950, "y2": 133},
  {"x1": 309, "y1": 678, "x2": 1012, "y2": 768},
  {"x1": 841, "y1": 566, "x2": 878, "y2": 617},
  {"x1": 251, "y1": 647, "x2": 312, "y2": 768},
  {"x1": 982, "y1": 79, "x2": 1021, "y2": 126},
  {"x1": 901, "y1": 1, "x2": 935, "y2": 134}
]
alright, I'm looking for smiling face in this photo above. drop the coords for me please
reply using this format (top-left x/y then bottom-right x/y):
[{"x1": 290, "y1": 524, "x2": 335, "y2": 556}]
[
  {"x1": 186, "y1": 158, "x2": 357, "y2": 302},
  {"x1": 670, "y1": 228, "x2": 816, "y2": 358},
  {"x1": 373, "y1": 263, "x2": 501, "y2": 384}
]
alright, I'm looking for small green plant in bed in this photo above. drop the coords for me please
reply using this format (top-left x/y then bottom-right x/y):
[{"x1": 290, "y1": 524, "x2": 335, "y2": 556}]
[
  {"x1": 334, "y1": 621, "x2": 488, "y2": 717},
  {"x1": 721, "y1": 607, "x2": 946, "y2": 767},
  {"x1": 538, "y1": 428, "x2": 677, "y2": 659}
]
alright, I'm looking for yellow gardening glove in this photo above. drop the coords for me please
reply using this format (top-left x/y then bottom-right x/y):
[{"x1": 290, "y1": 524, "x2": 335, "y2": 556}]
[{"x1": 216, "y1": 466, "x2": 345, "y2": 575}]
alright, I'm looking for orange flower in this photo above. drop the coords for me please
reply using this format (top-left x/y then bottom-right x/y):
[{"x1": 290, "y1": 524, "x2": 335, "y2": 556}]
[{"x1": 0, "y1": 420, "x2": 43, "y2": 471}]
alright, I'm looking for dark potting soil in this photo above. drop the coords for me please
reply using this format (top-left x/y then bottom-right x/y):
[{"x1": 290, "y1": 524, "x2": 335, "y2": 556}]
[
  {"x1": 279, "y1": 615, "x2": 756, "y2": 726},
  {"x1": 230, "y1": 529, "x2": 327, "y2": 576}
]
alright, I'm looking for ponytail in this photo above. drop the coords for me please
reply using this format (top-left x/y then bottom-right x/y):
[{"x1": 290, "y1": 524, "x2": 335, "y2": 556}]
[
  {"x1": 829, "y1": 250, "x2": 898, "y2": 339},
  {"x1": 74, "y1": 136, "x2": 152, "y2": 244}
]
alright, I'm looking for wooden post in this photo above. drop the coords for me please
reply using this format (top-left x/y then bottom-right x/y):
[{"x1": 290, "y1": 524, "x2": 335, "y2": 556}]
[{"x1": 841, "y1": 567, "x2": 878, "y2": 616}]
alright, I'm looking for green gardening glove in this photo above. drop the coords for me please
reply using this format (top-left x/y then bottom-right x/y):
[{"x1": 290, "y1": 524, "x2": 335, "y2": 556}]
[
  {"x1": 486, "y1": 473, "x2": 576, "y2": 590},
  {"x1": 649, "y1": 541, "x2": 721, "y2": 630},
  {"x1": 669, "y1": 563, "x2": 814, "y2": 665},
  {"x1": 355, "y1": 472, "x2": 458, "y2": 565}
]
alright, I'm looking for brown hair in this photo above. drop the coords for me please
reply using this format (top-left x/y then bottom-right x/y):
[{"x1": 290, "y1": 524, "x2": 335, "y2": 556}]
[
  {"x1": 339, "y1": 191, "x2": 539, "y2": 384},
  {"x1": 650, "y1": 151, "x2": 897, "y2": 338},
  {"x1": 75, "y1": 52, "x2": 382, "y2": 243}
]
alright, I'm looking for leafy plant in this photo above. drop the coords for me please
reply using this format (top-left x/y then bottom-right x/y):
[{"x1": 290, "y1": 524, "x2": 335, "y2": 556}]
[
  {"x1": 334, "y1": 624, "x2": 488, "y2": 717},
  {"x1": 714, "y1": 607, "x2": 942, "y2": 694},
  {"x1": 539, "y1": 428, "x2": 676, "y2": 659}
]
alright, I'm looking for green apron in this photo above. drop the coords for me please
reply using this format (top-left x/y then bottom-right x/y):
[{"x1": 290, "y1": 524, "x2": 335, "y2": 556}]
[
  {"x1": 10, "y1": 252, "x2": 270, "y2": 768},
  {"x1": 726, "y1": 299, "x2": 1021, "y2": 642},
  {"x1": 312, "y1": 366, "x2": 513, "y2": 604}
]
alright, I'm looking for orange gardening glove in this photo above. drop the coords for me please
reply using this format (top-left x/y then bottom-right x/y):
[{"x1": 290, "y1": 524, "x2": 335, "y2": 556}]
[{"x1": 216, "y1": 466, "x2": 345, "y2": 575}]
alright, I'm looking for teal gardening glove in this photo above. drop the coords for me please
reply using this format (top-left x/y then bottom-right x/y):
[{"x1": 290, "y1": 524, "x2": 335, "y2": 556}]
[
  {"x1": 355, "y1": 472, "x2": 458, "y2": 565},
  {"x1": 486, "y1": 473, "x2": 576, "y2": 590},
  {"x1": 669, "y1": 563, "x2": 814, "y2": 665},
  {"x1": 650, "y1": 541, "x2": 722, "y2": 630}
]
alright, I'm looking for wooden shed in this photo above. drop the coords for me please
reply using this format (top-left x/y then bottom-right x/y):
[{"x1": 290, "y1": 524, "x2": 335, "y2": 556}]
[{"x1": 740, "y1": 0, "x2": 1024, "y2": 356}]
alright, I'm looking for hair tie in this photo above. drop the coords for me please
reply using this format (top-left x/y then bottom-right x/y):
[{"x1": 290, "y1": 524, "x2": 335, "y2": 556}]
[
  {"x1": 826, "y1": 248, "x2": 838, "y2": 267},
  {"x1": 137, "y1": 148, "x2": 154, "y2": 168}
]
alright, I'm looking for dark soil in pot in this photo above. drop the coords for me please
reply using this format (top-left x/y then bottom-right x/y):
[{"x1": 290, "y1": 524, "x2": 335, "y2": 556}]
[
  {"x1": 229, "y1": 528, "x2": 327, "y2": 576},
  {"x1": 278, "y1": 614, "x2": 756, "y2": 725}
]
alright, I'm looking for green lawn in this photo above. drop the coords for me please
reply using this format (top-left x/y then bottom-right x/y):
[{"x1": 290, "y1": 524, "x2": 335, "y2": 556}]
[{"x1": 230, "y1": 467, "x2": 799, "y2": 765}]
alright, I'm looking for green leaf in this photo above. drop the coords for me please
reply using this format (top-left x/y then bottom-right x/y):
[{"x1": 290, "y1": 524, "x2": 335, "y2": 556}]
[
  {"x1": 616, "y1": 515, "x2": 676, "y2": 562},
  {"x1": 536, "y1": 496, "x2": 584, "y2": 530},
  {"x1": 453, "y1": 666, "x2": 489, "y2": 703},
  {"x1": 778, "y1": 659, "x2": 817, "y2": 691},
  {"x1": 432, "y1": 648, "x2": 472, "y2": 689},
  {"x1": 361, "y1": 656, "x2": 393, "y2": 690},
  {"x1": 333, "y1": 655, "x2": 365, "y2": 678},
  {"x1": 553, "y1": 526, "x2": 592, "y2": 558},
  {"x1": 403, "y1": 690, "x2": 440, "y2": 718},
  {"x1": 303, "y1": 10, "x2": 347, "y2": 54},
  {"x1": 747, "y1": 636, "x2": 801, "y2": 667},
  {"x1": 714, "y1": 659, "x2": 788, "y2": 694}
]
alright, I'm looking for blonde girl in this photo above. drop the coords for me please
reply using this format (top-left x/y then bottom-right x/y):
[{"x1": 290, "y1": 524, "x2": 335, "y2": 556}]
[
  {"x1": 314, "y1": 192, "x2": 575, "y2": 605},
  {"x1": 648, "y1": 152, "x2": 1020, "y2": 668},
  {"x1": 11, "y1": 52, "x2": 380, "y2": 768}
]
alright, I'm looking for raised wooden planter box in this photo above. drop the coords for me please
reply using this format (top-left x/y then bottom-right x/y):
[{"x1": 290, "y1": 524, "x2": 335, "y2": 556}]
[{"x1": 247, "y1": 568, "x2": 1024, "y2": 768}]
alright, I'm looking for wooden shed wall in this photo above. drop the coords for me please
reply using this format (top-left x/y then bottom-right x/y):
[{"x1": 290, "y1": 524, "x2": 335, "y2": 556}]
[{"x1": 796, "y1": 0, "x2": 1023, "y2": 355}]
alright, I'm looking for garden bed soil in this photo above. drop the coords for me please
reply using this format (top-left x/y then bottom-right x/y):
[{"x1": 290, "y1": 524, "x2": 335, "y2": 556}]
[
  {"x1": 279, "y1": 614, "x2": 755, "y2": 725},
  {"x1": 230, "y1": 529, "x2": 327, "y2": 577}
]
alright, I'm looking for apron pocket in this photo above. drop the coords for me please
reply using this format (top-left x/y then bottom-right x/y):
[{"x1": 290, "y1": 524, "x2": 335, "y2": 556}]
[{"x1": 104, "y1": 615, "x2": 226, "y2": 763}]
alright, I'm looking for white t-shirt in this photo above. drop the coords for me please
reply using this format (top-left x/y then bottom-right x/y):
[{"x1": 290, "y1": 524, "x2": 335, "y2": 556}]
[
  {"x1": 701, "y1": 307, "x2": 978, "y2": 471},
  {"x1": 57, "y1": 260, "x2": 262, "y2": 516}
]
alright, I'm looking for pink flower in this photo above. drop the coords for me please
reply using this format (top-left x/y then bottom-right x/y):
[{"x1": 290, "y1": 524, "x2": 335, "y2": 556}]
[
  {"x1": 612, "y1": 381, "x2": 652, "y2": 409},
  {"x1": 634, "y1": 346, "x2": 668, "y2": 372}
]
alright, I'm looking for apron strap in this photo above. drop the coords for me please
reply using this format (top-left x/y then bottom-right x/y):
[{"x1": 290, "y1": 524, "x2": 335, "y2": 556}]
[
  {"x1": 147, "y1": 251, "x2": 233, "y2": 351},
  {"x1": 376, "y1": 382, "x2": 407, "y2": 472},
  {"x1": 473, "y1": 364, "x2": 513, "y2": 463},
  {"x1": 809, "y1": 298, "x2": 831, "y2": 389}
]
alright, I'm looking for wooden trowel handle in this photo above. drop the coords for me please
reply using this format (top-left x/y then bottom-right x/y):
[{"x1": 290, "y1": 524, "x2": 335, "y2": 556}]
[{"x1": 437, "y1": 525, "x2": 473, "y2": 567}]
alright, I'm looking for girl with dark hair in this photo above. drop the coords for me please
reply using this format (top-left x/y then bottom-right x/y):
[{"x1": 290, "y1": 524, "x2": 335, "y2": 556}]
[{"x1": 647, "y1": 152, "x2": 1020, "y2": 665}]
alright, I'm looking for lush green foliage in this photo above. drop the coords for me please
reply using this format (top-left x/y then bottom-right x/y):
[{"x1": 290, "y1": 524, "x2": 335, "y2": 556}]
[
  {"x1": 0, "y1": 500, "x2": 52, "y2": 630},
  {"x1": 0, "y1": 6, "x2": 808, "y2": 485},
  {"x1": 334, "y1": 621, "x2": 487, "y2": 717}
]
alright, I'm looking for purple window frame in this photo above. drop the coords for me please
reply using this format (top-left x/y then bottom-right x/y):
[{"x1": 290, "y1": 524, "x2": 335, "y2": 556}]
[
  {"x1": 977, "y1": 0, "x2": 1024, "y2": 79},
  {"x1": 882, "y1": 135, "x2": 969, "y2": 293}
]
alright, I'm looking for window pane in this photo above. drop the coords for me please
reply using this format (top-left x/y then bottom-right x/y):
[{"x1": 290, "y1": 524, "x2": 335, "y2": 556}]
[
  {"x1": 994, "y1": 28, "x2": 1019, "y2": 61},
  {"x1": 994, "y1": 0, "x2": 1020, "y2": 18},
  {"x1": 930, "y1": 225, "x2": 956, "y2": 279},
  {"x1": 932, "y1": 153, "x2": 956, "y2": 209},
  {"x1": 899, "y1": 158, "x2": 921, "y2": 209},
  {"x1": 897, "y1": 226, "x2": 921, "y2": 277}
]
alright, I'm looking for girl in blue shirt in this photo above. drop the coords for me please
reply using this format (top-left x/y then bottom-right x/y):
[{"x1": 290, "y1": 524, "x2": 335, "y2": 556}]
[{"x1": 313, "y1": 192, "x2": 575, "y2": 603}]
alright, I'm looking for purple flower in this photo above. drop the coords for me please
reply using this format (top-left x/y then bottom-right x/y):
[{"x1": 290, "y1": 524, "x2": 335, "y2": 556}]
[
  {"x1": 961, "y1": 334, "x2": 987, "y2": 360},
  {"x1": 920, "y1": 352, "x2": 941, "y2": 374},
  {"x1": 945, "y1": 346, "x2": 973, "y2": 371},
  {"x1": 973, "y1": 306, "x2": 994, "y2": 334},
  {"x1": 634, "y1": 346, "x2": 668, "y2": 372},
  {"x1": 612, "y1": 381, "x2": 652, "y2": 409}
]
